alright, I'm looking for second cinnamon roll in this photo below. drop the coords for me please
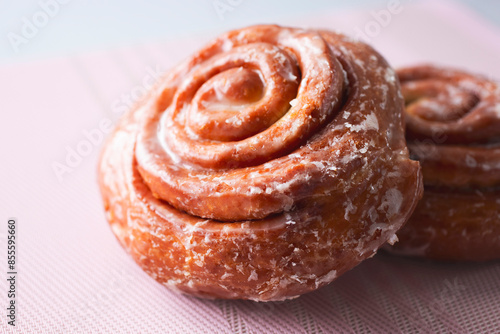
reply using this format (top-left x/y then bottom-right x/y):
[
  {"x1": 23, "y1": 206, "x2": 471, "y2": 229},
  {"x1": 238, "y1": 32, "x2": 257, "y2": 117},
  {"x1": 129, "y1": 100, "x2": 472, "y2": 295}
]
[{"x1": 387, "y1": 65, "x2": 500, "y2": 261}]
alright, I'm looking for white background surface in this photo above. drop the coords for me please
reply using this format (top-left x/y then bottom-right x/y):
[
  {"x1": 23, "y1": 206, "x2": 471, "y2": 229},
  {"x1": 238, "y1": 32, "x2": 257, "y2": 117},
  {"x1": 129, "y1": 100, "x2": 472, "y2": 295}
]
[{"x1": 1, "y1": 0, "x2": 499, "y2": 65}]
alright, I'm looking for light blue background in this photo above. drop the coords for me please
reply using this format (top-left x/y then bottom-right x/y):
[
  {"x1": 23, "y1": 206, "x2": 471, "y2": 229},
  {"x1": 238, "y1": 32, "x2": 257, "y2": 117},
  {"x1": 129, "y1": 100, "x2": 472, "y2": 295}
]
[{"x1": 1, "y1": 0, "x2": 499, "y2": 65}]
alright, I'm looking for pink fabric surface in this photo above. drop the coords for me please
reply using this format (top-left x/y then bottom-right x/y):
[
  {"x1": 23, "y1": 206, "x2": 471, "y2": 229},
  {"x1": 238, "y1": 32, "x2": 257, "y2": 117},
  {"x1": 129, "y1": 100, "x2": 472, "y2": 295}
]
[{"x1": 1, "y1": 0, "x2": 499, "y2": 333}]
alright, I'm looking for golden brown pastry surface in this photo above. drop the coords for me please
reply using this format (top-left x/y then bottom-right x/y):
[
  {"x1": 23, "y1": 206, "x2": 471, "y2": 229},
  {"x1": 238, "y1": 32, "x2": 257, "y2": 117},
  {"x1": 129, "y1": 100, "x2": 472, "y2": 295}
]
[
  {"x1": 387, "y1": 65, "x2": 500, "y2": 261},
  {"x1": 98, "y1": 25, "x2": 422, "y2": 300}
]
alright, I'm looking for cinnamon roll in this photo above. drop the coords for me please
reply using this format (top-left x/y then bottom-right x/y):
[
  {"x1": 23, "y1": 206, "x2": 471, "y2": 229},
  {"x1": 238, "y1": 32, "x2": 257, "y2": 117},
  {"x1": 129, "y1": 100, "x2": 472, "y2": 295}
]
[
  {"x1": 387, "y1": 65, "x2": 500, "y2": 261},
  {"x1": 98, "y1": 25, "x2": 422, "y2": 300}
]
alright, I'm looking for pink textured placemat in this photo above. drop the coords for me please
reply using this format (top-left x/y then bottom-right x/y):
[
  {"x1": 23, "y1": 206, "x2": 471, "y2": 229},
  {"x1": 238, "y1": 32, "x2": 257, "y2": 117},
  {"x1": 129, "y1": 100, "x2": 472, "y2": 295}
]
[{"x1": 1, "y1": 0, "x2": 499, "y2": 333}]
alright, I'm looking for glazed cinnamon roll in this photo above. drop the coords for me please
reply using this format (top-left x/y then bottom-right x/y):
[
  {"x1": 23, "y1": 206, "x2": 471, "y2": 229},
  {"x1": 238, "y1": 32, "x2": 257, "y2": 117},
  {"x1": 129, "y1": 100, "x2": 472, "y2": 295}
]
[
  {"x1": 387, "y1": 65, "x2": 500, "y2": 261},
  {"x1": 98, "y1": 25, "x2": 422, "y2": 300}
]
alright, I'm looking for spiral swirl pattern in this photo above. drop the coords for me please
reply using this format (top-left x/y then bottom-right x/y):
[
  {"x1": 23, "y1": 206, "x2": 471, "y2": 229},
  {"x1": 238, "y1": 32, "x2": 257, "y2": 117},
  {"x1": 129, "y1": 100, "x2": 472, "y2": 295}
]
[
  {"x1": 99, "y1": 25, "x2": 422, "y2": 300},
  {"x1": 388, "y1": 65, "x2": 500, "y2": 261},
  {"x1": 135, "y1": 27, "x2": 346, "y2": 221}
]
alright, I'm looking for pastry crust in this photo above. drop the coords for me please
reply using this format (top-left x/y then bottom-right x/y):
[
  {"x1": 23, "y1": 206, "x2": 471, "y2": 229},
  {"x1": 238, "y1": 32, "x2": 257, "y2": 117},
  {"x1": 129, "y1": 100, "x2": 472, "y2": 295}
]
[
  {"x1": 387, "y1": 65, "x2": 500, "y2": 261},
  {"x1": 98, "y1": 25, "x2": 422, "y2": 300}
]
